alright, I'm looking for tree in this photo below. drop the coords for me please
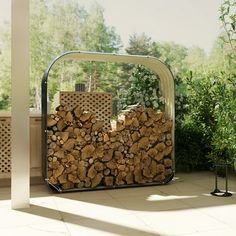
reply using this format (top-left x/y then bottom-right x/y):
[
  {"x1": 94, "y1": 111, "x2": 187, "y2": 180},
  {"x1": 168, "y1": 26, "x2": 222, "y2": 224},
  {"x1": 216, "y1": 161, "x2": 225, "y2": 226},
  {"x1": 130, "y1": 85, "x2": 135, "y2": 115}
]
[
  {"x1": 29, "y1": 0, "x2": 123, "y2": 110},
  {"x1": 0, "y1": 22, "x2": 11, "y2": 110},
  {"x1": 126, "y1": 34, "x2": 188, "y2": 75},
  {"x1": 158, "y1": 42, "x2": 188, "y2": 75},
  {"x1": 30, "y1": 0, "x2": 54, "y2": 110},
  {"x1": 122, "y1": 33, "x2": 153, "y2": 88},
  {"x1": 30, "y1": 0, "x2": 88, "y2": 109},
  {"x1": 208, "y1": 36, "x2": 233, "y2": 72},
  {"x1": 79, "y1": 3, "x2": 121, "y2": 53},
  {"x1": 126, "y1": 33, "x2": 152, "y2": 55},
  {"x1": 184, "y1": 46, "x2": 207, "y2": 72},
  {"x1": 78, "y1": 3, "x2": 122, "y2": 94}
]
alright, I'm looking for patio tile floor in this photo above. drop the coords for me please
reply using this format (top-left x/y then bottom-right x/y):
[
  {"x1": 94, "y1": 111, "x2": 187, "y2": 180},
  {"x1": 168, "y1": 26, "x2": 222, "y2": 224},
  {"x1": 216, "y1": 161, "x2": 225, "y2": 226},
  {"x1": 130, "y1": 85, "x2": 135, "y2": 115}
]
[{"x1": 0, "y1": 171, "x2": 236, "y2": 236}]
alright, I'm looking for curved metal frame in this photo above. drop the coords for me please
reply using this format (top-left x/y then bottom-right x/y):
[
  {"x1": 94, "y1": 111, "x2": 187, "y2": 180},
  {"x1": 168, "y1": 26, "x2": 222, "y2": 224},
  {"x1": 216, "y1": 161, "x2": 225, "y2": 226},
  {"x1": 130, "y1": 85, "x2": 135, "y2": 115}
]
[{"x1": 41, "y1": 51, "x2": 175, "y2": 192}]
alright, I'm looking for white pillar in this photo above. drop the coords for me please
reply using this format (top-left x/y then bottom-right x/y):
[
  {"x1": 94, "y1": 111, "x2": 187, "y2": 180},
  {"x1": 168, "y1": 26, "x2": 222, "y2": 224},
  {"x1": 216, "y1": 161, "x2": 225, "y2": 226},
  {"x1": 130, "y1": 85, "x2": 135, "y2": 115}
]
[{"x1": 11, "y1": 0, "x2": 30, "y2": 209}]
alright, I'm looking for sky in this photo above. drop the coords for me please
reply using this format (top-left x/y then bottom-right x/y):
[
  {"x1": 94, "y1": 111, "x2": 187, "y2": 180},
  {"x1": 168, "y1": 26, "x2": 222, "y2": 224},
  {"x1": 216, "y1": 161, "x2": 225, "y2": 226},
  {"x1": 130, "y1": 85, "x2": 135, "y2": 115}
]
[{"x1": 0, "y1": 0, "x2": 224, "y2": 53}]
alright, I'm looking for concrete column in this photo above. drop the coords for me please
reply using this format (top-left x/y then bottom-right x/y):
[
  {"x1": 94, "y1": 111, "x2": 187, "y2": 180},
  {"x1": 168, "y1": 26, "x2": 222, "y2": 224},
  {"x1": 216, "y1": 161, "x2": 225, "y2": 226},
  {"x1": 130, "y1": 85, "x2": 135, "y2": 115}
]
[{"x1": 11, "y1": 0, "x2": 30, "y2": 209}]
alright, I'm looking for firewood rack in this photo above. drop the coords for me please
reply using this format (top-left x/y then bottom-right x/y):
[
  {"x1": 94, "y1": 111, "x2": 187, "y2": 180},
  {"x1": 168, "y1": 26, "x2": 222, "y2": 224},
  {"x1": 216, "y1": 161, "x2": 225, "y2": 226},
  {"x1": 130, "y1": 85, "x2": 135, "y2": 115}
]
[
  {"x1": 211, "y1": 162, "x2": 232, "y2": 197},
  {"x1": 41, "y1": 51, "x2": 175, "y2": 192}
]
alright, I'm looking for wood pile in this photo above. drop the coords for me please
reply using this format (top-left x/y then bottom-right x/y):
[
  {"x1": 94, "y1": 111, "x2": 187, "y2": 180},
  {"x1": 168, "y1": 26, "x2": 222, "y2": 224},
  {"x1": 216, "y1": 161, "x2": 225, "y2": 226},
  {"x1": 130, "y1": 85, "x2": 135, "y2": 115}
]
[{"x1": 47, "y1": 104, "x2": 173, "y2": 190}]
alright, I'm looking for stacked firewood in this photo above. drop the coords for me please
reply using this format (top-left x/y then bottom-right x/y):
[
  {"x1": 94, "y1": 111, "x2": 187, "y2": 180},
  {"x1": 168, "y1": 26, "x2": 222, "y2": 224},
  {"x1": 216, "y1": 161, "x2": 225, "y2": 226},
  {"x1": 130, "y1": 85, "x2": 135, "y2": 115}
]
[{"x1": 47, "y1": 105, "x2": 173, "y2": 190}]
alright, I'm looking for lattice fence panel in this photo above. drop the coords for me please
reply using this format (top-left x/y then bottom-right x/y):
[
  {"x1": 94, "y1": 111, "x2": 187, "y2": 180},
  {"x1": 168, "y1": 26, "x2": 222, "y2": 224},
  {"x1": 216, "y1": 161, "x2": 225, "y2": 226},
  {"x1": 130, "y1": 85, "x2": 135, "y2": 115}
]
[
  {"x1": 60, "y1": 92, "x2": 112, "y2": 130},
  {"x1": 0, "y1": 120, "x2": 11, "y2": 173}
]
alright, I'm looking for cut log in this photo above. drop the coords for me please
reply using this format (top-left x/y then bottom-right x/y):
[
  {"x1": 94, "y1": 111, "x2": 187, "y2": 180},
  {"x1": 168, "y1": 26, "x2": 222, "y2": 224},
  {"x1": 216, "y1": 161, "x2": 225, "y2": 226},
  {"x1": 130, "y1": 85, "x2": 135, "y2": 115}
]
[
  {"x1": 74, "y1": 106, "x2": 83, "y2": 118},
  {"x1": 154, "y1": 174, "x2": 165, "y2": 182},
  {"x1": 48, "y1": 149, "x2": 54, "y2": 156},
  {"x1": 164, "y1": 168, "x2": 172, "y2": 176},
  {"x1": 49, "y1": 176, "x2": 58, "y2": 185},
  {"x1": 165, "y1": 140, "x2": 172, "y2": 146},
  {"x1": 139, "y1": 126, "x2": 147, "y2": 136},
  {"x1": 68, "y1": 174, "x2": 80, "y2": 183},
  {"x1": 94, "y1": 146, "x2": 104, "y2": 159},
  {"x1": 80, "y1": 112, "x2": 92, "y2": 122},
  {"x1": 156, "y1": 164, "x2": 165, "y2": 173},
  {"x1": 65, "y1": 111, "x2": 73, "y2": 124},
  {"x1": 94, "y1": 161, "x2": 104, "y2": 171},
  {"x1": 147, "y1": 148, "x2": 157, "y2": 158},
  {"x1": 103, "y1": 168, "x2": 110, "y2": 176},
  {"x1": 91, "y1": 173, "x2": 103, "y2": 187},
  {"x1": 57, "y1": 110, "x2": 66, "y2": 118},
  {"x1": 143, "y1": 168, "x2": 152, "y2": 178},
  {"x1": 92, "y1": 121, "x2": 104, "y2": 131},
  {"x1": 104, "y1": 176, "x2": 114, "y2": 186},
  {"x1": 106, "y1": 160, "x2": 117, "y2": 170},
  {"x1": 58, "y1": 174, "x2": 68, "y2": 184},
  {"x1": 87, "y1": 165, "x2": 97, "y2": 179},
  {"x1": 132, "y1": 117, "x2": 139, "y2": 127},
  {"x1": 54, "y1": 149, "x2": 65, "y2": 159},
  {"x1": 63, "y1": 138, "x2": 76, "y2": 151},
  {"x1": 155, "y1": 142, "x2": 166, "y2": 152},
  {"x1": 164, "y1": 146, "x2": 173, "y2": 156},
  {"x1": 47, "y1": 115, "x2": 57, "y2": 127},
  {"x1": 102, "y1": 149, "x2": 113, "y2": 162},
  {"x1": 155, "y1": 152, "x2": 164, "y2": 162},
  {"x1": 150, "y1": 160, "x2": 157, "y2": 176},
  {"x1": 116, "y1": 120, "x2": 125, "y2": 131},
  {"x1": 131, "y1": 131, "x2": 140, "y2": 142},
  {"x1": 164, "y1": 158, "x2": 172, "y2": 168},
  {"x1": 125, "y1": 172, "x2": 134, "y2": 184},
  {"x1": 84, "y1": 177, "x2": 91, "y2": 187},
  {"x1": 130, "y1": 143, "x2": 139, "y2": 154},
  {"x1": 103, "y1": 133, "x2": 109, "y2": 142},
  {"x1": 78, "y1": 161, "x2": 87, "y2": 181},
  {"x1": 134, "y1": 168, "x2": 143, "y2": 183},
  {"x1": 60, "y1": 132, "x2": 69, "y2": 142},
  {"x1": 138, "y1": 137, "x2": 149, "y2": 149},
  {"x1": 115, "y1": 172, "x2": 125, "y2": 185},
  {"x1": 139, "y1": 112, "x2": 148, "y2": 122},
  {"x1": 53, "y1": 165, "x2": 64, "y2": 179},
  {"x1": 81, "y1": 144, "x2": 95, "y2": 159}
]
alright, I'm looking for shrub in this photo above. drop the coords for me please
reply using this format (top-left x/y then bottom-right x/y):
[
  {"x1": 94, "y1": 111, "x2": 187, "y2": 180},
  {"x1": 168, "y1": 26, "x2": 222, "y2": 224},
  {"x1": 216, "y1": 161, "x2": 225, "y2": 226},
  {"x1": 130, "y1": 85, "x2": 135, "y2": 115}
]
[
  {"x1": 175, "y1": 124, "x2": 211, "y2": 171},
  {"x1": 185, "y1": 72, "x2": 236, "y2": 166},
  {"x1": 118, "y1": 65, "x2": 165, "y2": 111}
]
